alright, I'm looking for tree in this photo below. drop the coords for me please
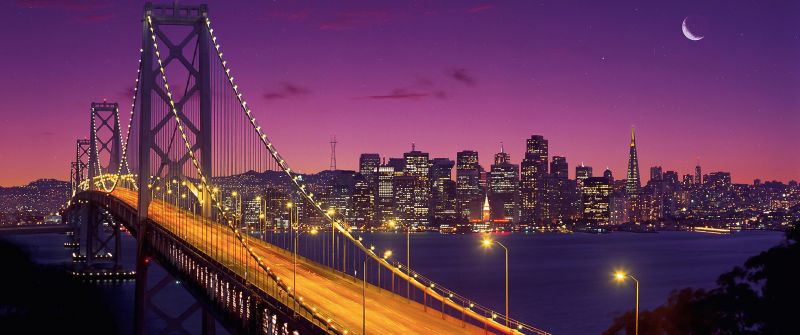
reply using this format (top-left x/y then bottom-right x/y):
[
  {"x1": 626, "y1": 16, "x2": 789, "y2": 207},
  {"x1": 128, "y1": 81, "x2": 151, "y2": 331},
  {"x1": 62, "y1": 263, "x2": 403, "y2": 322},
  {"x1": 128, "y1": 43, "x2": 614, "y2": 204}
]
[{"x1": 604, "y1": 222, "x2": 800, "y2": 334}]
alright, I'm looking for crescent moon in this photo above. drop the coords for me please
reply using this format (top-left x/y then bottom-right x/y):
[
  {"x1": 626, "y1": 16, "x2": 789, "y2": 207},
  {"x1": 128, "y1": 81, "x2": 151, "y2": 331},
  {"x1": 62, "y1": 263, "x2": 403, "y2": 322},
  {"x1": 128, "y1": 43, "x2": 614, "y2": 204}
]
[{"x1": 682, "y1": 17, "x2": 704, "y2": 41}]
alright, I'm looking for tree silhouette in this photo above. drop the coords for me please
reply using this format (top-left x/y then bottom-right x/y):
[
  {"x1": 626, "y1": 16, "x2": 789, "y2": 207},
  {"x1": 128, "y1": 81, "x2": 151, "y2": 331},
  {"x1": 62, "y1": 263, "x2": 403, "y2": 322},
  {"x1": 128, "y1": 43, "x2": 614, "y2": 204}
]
[{"x1": 604, "y1": 222, "x2": 800, "y2": 335}]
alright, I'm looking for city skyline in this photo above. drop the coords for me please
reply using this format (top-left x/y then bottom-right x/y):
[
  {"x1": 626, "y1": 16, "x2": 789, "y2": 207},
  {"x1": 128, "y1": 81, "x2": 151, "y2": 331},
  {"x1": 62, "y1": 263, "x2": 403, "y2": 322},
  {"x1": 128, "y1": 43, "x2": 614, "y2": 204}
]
[{"x1": 1, "y1": 1, "x2": 799, "y2": 186}]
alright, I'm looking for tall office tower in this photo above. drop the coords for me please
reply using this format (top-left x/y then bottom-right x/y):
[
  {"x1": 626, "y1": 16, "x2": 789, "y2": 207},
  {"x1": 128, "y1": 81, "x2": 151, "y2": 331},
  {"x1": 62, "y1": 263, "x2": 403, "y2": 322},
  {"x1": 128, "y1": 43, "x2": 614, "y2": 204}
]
[
  {"x1": 560, "y1": 179, "x2": 583, "y2": 223},
  {"x1": 456, "y1": 150, "x2": 482, "y2": 221},
  {"x1": 550, "y1": 156, "x2": 569, "y2": 180},
  {"x1": 375, "y1": 164, "x2": 395, "y2": 224},
  {"x1": 663, "y1": 171, "x2": 679, "y2": 187},
  {"x1": 359, "y1": 153, "x2": 381, "y2": 185},
  {"x1": 582, "y1": 176, "x2": 612, "y2": 225},
  {"x1": 328, "y1": 171, "x2": 356, "y2": 219},
  {"x1": 430, "y1": 158, "x2": 454, "y2": 183},
  {"x1": 626, "y1": 127, "x2": 641, "y2": 196},
  {"x1": 603, "y1": 168, "x2": 614, "y2": 182},
  {"x1": 520, "y1": 135, "x2": 548, "y2": 225},
  {"x1": 682, "y1": 174, "x2": 694, "y2": 187},
  {"x1": 351, "y1": 174, "x2": 375, "y2": 228},
  {"x1": 576, "y1": 164, "x2": 593, "y2": 188},
  {"x1": 403, "y1": 148, "x2": 431, "y2": 228},
  {"x1": 650, "y1": 166, "x2": 663, "y2": 182},
  {"x1": 488, "y1": 149, "x2": 520, "y2": 226},
  {"x1": 494, "y1": 143, "x2": 511, "y2": 164},
  {"x1": 393, "y1": 175, "x2": 416, "y2": 227},
  {"x1": 695, "y1": 164, "x2": 702, "y2": 186},
  {"x1": 430, "y1": 158, "x2": 457, "y2": 224},
  {"x1": 357, "y1": 153, "x2": 380, "y2": 226}
]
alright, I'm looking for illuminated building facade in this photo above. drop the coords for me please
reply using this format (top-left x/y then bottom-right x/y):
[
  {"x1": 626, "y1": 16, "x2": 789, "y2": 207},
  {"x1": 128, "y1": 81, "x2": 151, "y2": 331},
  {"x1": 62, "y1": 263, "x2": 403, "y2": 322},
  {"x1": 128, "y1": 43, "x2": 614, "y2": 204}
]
[
  {"x1": 488, "y1": 147, "x2": 519, "y2": 226},
  {"x1": 520, "y1": 135, "x2": 548, "y2": 225},
  {"x1": 582, "y1": 176, "x2": 612, "y2": 225},
  {"x1": 375, "y1": 164, "x2": 395, "y2": 224},
  {"x1": 456, "y1": 150, "x2": 482, "y2": 221}
]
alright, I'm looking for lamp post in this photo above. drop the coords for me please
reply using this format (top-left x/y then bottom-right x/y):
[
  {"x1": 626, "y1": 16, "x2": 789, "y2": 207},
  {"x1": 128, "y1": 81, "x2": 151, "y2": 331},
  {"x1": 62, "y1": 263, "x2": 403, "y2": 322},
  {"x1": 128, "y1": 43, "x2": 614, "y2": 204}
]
[
  {"x1": 482, "y1": 238, "x2": 509, "y2": 328},
  {"x1": 614, "y1": 271, "x2": 640, "y2": 335},
  {"x1": 383, "y1": 250, "x2": 394, "y2": 292},
  {"x1": 387, "y1": 219, "x2": 411, "y2": 300}
]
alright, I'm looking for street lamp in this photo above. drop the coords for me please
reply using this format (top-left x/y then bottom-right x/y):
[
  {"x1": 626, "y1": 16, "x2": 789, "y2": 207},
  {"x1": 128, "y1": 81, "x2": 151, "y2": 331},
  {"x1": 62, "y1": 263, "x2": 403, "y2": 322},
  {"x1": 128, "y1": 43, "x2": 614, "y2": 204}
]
[
  {"x1": 614, "y1": 271, "x2": 640, "y2": 335},
  {"x1": 383, "y1": 250, "x2": 394, "y2": 293},
  {"x1": 482, "y1": 237, "x2": 509, "y2": 328},
  {"x1": 387, "y1": 219, "x2": 411, "y2": 300}
]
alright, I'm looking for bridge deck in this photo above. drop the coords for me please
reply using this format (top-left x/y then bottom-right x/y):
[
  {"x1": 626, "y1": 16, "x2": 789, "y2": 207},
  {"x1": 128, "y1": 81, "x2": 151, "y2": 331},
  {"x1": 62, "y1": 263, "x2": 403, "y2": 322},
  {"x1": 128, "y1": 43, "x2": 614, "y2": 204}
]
[{"x1": 113, "y1": 188, "x2": 499, "y2": 335}]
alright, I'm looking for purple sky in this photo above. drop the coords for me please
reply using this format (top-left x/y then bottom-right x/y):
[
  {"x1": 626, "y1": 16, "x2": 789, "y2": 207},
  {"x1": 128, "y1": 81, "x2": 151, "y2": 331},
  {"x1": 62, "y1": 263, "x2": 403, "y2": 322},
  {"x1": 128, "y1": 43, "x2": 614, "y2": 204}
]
[{"x1": 1, "y1": 1, "x2": 798, "y2": 186}]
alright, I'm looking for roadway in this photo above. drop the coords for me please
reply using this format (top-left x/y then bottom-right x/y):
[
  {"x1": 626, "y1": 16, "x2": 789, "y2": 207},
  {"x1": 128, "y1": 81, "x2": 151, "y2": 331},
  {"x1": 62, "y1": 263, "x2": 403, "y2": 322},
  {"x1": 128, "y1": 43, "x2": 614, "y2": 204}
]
[{"x1": 112, "y1": 188, "x2": 502, "y2": 335}]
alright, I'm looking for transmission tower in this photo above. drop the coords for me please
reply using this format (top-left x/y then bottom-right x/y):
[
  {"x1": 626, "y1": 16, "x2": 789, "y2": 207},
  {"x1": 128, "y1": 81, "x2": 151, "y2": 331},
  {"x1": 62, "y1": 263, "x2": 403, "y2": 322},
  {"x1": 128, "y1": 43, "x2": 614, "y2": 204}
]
[{"x1": 330, "y1": 136, "x2": 337, "y2": 171}]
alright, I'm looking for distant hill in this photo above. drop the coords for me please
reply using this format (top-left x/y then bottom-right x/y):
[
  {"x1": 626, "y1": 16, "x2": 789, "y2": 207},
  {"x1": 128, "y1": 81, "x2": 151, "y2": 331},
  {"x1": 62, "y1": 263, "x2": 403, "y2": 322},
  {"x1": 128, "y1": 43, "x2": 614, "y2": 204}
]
[{"x1": 0, "y1": 179, "x2": 70, "y2": 216}]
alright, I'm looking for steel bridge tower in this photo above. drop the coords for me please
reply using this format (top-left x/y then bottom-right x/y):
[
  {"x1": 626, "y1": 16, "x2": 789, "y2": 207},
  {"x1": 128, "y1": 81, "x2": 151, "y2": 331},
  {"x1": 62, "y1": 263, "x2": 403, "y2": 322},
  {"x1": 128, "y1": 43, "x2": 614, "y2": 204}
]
[
  {"x1": 135, "y1": 3, "x2": 214, "y2": 334},
  {"x1": 72, "y1": 139, "x2": 91, "y2": 195},
  {"x1": 88, "y1": 102, "x2": 122, "y2": 190}
]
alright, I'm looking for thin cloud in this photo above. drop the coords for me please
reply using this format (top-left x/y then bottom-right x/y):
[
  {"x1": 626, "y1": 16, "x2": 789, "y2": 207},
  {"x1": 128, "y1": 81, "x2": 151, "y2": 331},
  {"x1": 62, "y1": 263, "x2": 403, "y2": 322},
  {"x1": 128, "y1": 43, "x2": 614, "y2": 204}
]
[
  {"x1": 263, "y1": 82, "x2": 312, "y2": 100},
  {"x1": 320, "y1": 10, "x2": 390, "y2": 30},
  {"x1": 357, "y1": 89, "x2": 447, "y2": 100},
  {"x1": 467, "y1": 3, "x2": 495, "y2": 14},
  {"x1": 447, "y1": 68, "x2": 477, "y2": 86}
]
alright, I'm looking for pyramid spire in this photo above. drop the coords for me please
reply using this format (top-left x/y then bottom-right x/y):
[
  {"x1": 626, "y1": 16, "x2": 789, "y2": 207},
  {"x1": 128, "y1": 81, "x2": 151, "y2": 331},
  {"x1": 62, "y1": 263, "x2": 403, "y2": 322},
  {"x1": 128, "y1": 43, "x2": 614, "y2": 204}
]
[{"x1": 626, "y1": 127, "x2": 641, "y2": 196}]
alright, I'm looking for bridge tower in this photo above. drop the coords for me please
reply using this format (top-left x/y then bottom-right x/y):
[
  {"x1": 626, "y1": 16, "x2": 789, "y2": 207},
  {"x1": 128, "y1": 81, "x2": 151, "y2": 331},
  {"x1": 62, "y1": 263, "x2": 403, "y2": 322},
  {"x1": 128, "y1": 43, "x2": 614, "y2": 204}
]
[
  {"x1": 88, "y1": 102, "x2": 122, "y2": 190},
  {"x1": 72, "y1": 139, "x2": 91, "y2": 194},
  {"x1": 135, "y1": 3, "x2": 214, "y2": 334},
  {"x1": 136, "y1": 2, "x2": 212, "y2": 219}
]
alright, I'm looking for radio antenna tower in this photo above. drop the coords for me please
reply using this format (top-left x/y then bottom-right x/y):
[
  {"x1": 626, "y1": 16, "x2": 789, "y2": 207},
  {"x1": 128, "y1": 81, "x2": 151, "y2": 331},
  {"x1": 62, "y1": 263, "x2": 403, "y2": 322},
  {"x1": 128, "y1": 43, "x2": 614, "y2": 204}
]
[{"x1": 329, "y1": 135, "x2": 337, "y2": 171}]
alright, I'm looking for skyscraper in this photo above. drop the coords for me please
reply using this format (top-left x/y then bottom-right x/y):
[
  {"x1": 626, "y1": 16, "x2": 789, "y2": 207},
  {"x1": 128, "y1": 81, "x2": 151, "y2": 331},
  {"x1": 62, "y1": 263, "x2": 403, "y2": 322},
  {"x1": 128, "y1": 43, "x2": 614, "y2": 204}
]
[
  {"x1": 351, "y1": 174, "x2": 374, "y2": 228},
  {"x1": 603, "y1": 168, "x2": 614, "y2": 182},
  {"x1": 626, "y1": 127, "x2": 641, "y2": 196},
  {"x1": 520, "y1": 135, "x2": 548, "y2": 225},
  {"x1": 357, "y1": 153, "x2": 380, "y2": 226},
  {"x1": 488, "y1": 148, "x2": 520, "y2": 227},
  {"x1": 649, "y1": 166, "x2": 663, "y2": 182},
  {"x1": 582, "y1": 176, "x2": 612, "y2": 225},
  {"x1": 359, "y1": 153, "x2": 380, "y2": 185},
  {"x1": 430, "y1": 158, "x2": 457, "y2": 224},
  {"x1": 402, "y1": 148, "x2": 431, "y2": 228},
  {"x1": 375, "y1": 164, "x2": 395, "y2": 224},
  {"x1": 576, "y1": 164, "x2": 593, "y2": 188},
  {"x1": 550, "y1": 156, "x2": 568, "y2": 180},
  {"x1": 456, "y1": 150, "x2": 482, "y2": 221},
  {"x1": 695, "y1": 164, "x2": 702, "y2": 186}
]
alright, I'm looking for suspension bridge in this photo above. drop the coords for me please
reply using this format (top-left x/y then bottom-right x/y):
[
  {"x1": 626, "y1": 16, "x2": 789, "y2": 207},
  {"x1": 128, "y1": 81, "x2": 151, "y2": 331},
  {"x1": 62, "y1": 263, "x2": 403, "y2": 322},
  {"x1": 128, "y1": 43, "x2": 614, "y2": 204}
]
[{"x1": 57, "y1": 3, "x2": 550, "y2": 334}]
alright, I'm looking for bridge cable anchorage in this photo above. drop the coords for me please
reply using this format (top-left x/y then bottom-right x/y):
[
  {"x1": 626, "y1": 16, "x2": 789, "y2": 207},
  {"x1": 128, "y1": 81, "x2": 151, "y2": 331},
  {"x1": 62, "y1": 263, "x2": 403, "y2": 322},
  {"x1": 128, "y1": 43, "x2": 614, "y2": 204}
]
[
  {"x1": 145, "y1": 16, "x2": 350, "y2": 334},
  {"x1": 203, "y1": 17, "x2": 546, "y2": 335}
]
